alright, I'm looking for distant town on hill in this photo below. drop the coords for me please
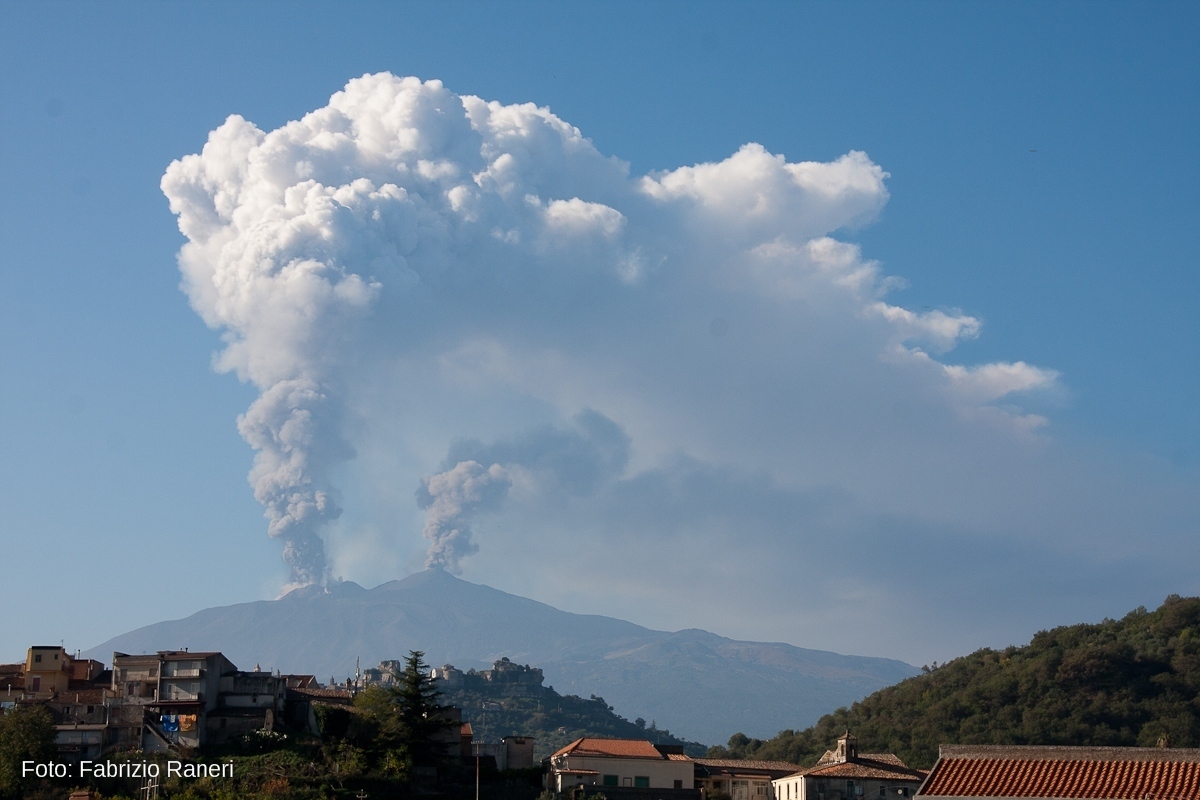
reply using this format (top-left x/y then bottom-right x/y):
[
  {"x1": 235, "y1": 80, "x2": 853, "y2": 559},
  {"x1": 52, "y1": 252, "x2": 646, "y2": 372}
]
[{"x1": 429, "y1": 658, "x2": 706, "y2": 757}]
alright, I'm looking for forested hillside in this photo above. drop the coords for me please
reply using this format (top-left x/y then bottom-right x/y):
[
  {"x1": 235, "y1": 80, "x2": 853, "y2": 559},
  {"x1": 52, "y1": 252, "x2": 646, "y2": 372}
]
[
  {"x1": 709, "y1": 596, "x2": 1200, "y2": 770},
  {"x1": 440, "y1": 673, "x2": 706, "y2": 757}
]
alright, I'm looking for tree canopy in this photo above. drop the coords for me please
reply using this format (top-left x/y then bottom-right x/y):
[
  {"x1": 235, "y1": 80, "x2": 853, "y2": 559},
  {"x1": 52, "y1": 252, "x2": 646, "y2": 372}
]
[
  {"x1": 709, "y1": 595, "x2": 1200, "y2": 769},
  {"x1": 0, "y1": 703, "x2": 56, "y2": 798}
]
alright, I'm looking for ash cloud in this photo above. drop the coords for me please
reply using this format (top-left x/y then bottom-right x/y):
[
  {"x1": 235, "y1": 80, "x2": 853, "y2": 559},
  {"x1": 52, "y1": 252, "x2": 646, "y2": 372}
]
[
  {"x1": 416, "y1": 410, "x2": 630, "y2": 572},
  {"x1": 417, "y1": 461, "x2": 510, "y2": 574},
  {"x1": 162, "y1": 73, "x2": 1063, "y2": 590}
]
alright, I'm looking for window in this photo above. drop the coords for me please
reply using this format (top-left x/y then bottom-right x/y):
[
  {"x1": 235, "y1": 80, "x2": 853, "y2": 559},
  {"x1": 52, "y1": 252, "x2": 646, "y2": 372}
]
[
  {"x1": 757, "y1": 785, "x2": 767, "y2": 796},
  {"x1": 675, "y1": 781, "x2": 684, "y2": 789},
  {"x1": 635, "y1": 777, "x2": 650, "y2": 788},
  {"x1": 847, "y1": 782, "x2": 856, "y2": 796},
  {"x1": 604, "y1": 776, "x2": 619, "y2": 787},
  {"x1": 34, "y1": 655, "x2": 42, "y2": 663},
  {"x1": 879, "y1": 788, "x2": 886, "y2": 798}
]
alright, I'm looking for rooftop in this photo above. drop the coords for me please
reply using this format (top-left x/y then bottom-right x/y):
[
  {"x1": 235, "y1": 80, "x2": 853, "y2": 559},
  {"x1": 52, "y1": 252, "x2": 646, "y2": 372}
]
[
  {"x1": 698, "y1": 758, "x2": 802, "y2": 772},
  {"x1": 920, "y1": 745, "x2": 1200, "y2": 799},
  {"x1": 801, "y1": 758, "x2": 927, "y2": 782},
  {"x1": 553, "y1": 738, "x2": 673, "y2": 760},
  {"x1": 290, "y1": 687, "x2": 352, "y2": 700}
]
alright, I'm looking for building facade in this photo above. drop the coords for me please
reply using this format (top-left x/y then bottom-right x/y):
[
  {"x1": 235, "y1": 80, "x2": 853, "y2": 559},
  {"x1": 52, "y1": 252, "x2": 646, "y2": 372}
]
[
  {"x1": 772, "y1": 735, "x2": 926, "y2": 800},
  {"x1": 548, "y1": 738, "x2": 695, "y2": 793},
  {"x1": 109, "y1": 650, "x2": 286, "y2": 753},
  {"x1": 695, "y1": 759, "x2": 799, "y2": 800}
]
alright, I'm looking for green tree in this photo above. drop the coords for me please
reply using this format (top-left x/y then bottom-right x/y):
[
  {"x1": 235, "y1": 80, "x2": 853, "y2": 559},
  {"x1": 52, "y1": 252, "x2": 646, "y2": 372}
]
[
  {"x1": 0, "y1": 704, "x2": 57, "y2": 798},
  {"x1": 707, "y1": 595, "x2": 1200, "y2": 769},
  {"x1": 391, "y1": 650, "x2": 455, "y2": 769}
]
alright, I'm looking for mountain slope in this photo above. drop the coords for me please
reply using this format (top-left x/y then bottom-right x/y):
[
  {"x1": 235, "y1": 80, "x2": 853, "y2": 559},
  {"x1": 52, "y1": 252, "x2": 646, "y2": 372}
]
[
  {"x1": 86, "y1": 569, "x2": 916, "y2": 743},
  {"x1": 710, "y1": 595, "x2": 1200, "y2": 769}
]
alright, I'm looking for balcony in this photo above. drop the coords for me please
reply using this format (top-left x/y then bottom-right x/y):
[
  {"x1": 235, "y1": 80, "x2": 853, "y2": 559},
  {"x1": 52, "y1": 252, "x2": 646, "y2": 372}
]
[{"x1": 162, "y1": 669, "x2": 204, "y2": 679}]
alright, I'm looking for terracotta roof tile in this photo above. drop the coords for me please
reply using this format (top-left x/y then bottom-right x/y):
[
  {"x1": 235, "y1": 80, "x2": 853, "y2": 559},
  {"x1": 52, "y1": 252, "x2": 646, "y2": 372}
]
[
  {"x1": 553, "y1": 738, "x2": 666, "y2": 759},
  {"x1": 699, "y1": 759, "x2": 801, "y2": 772},
  {"x1": 291, "y1": 687, "x2": 352, "y2": 700},
  {"x1": 921, "y1": 746, "x2": 1200, "y2": 799},
  {"x1": 802, "y1": 758, "x2": 926, "y2": 782},
  {"x1": 49, "y1": 689, "x2": 108, "y2": 705}
]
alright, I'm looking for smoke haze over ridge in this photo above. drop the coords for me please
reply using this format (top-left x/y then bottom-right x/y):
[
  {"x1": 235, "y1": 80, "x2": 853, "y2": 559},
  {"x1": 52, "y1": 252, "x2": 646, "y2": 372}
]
[{"x1": 158, "y1": 73, "x2": 1196, "y2": 657}]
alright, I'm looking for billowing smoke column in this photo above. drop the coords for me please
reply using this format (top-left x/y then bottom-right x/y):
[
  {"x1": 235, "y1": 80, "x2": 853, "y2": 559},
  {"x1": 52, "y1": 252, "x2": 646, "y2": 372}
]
[
  {"x1": 416, "y1": 461, "x2": 511, "y2": 573},
  {"x1": 416, "y1": 410, "x2": 631, "y2": 572},
  {"x1": 161, "y1": 73, "x2": 1055, "y2": 586},
  {"x1": 237, "y1": 379, "x2": 351, "y2": 585}
]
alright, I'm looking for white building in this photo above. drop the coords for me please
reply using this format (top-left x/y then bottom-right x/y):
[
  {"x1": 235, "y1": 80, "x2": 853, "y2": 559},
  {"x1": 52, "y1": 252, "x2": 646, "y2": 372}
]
[
  {"x1": 548, "y1": 738, "x2": 695, "y2": 792},
  {"x1": 772, "y1": 734, "x2": 925, "y2": 800}
]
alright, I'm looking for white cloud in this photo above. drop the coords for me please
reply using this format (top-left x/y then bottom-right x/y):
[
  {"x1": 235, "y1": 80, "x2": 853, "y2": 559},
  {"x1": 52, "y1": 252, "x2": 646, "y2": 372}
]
[{"x1": 158, "y1": 73, "x2": 1199, "y2": 663}]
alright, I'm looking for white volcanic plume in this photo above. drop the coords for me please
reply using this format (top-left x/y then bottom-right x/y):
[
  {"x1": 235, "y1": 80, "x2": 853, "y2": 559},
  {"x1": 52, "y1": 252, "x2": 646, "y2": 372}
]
[{"x1": 161, "y1": 73, "x2": 1057, "y2": 586}]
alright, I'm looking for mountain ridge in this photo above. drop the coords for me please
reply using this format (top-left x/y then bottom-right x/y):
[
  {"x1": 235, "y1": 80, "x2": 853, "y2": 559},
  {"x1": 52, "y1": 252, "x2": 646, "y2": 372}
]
[{"x1": 85, "y1": 568, "x2": 917, "y2": 743}]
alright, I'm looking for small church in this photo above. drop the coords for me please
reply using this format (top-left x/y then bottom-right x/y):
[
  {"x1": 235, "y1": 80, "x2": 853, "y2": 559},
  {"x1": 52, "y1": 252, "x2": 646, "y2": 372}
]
[{"x1": 772, "y1": 733, "x2": 927, "y2": 800}]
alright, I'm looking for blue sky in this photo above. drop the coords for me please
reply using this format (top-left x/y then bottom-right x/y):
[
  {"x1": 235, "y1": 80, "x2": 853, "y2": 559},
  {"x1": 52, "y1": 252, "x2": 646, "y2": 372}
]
[{"x1": 0, "y1": 1, "x2": 1197, "y2": 668}]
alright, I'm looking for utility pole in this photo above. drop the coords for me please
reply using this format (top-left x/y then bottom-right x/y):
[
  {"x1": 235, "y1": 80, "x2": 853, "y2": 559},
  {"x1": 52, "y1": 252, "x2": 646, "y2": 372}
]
[{"x1": 475, "y1": 741, "x2": 481, "y2": 800}]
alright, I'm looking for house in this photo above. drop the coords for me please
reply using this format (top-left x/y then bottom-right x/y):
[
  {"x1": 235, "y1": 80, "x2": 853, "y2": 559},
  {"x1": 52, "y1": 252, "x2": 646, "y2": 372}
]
[
  {"x1": 916, "y1": 744, "x2": 1200, "y2": 800},
  {"x1": 431, "y1": 705, "x2": 466, "y2": 758},
  {"x1": 108, "y1": 650, "x2": 286, "y2": 753},
  {"x1": 503, "y1": 735, "x2": 536, "y2": 770},
  {"x1": 772, "y1": 734, "x2": 925, "y2": 800},
  {"x1": 548, "y1": 738, "x2": 695, "y2": 794},
  {"x1": 468, "y1": 731, "x2": 537, "y2": 771},
  {"x1": 24, "y1": 646, "x2": 73, "y2": 696},
  {"x1": 3, "y1": 647, "x2": 112, "y2": 760},
  {"x1": 0, "y1": 662, "x2": 24, "y2": 696},
  {"x1": 283, "y1": 677, "x2": 344, "y2": 734},
  {"x1": 46, "y1": 689, "x2": 109, "y2": 761},
  {"x1": 694, "y1": 758, "x2": 799, "y2": 800}
]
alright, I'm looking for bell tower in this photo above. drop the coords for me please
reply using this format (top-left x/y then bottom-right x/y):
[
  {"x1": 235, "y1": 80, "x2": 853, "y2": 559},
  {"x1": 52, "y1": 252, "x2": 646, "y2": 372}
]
[{"x1": 835, "y1": 731, "x2": 858, "y2": 763}]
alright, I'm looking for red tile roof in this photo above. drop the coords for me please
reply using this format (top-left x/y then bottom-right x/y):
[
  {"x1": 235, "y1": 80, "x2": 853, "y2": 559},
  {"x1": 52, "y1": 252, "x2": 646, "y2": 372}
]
[
  {"x1": 553, "y1": 738, "x2": 667, "y2": 759},
  {"x1": 48, "y1": 689, "x2": 108, "y2": 705},
  {"x1": 920, "y1": 746, "x2": 1200, "y2": 799},
  {"x1": 698, "y1": 758, "x2": 801, "y2": 773},
  {"x1": 801, "y1": 756, "x2": 926, "y2": 782},
  {"x1": 290, "y1": 687, "x2": 352, "y2": 700}
]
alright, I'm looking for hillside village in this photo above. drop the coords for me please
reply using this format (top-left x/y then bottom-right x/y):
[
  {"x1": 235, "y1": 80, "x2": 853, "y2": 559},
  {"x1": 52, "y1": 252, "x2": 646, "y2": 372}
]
[
  {"x1": 9, "y1": 599, "x2": 1200, "y2": 800},
  {"x1": 0, "y1": 641, "x2": 938, "y2": 800}
]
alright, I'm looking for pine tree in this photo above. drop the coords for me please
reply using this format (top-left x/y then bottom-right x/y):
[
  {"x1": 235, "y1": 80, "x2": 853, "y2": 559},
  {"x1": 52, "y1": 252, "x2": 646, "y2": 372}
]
[{"x1": 391, "y1": 650, "x2": 455, "y2": 769}]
